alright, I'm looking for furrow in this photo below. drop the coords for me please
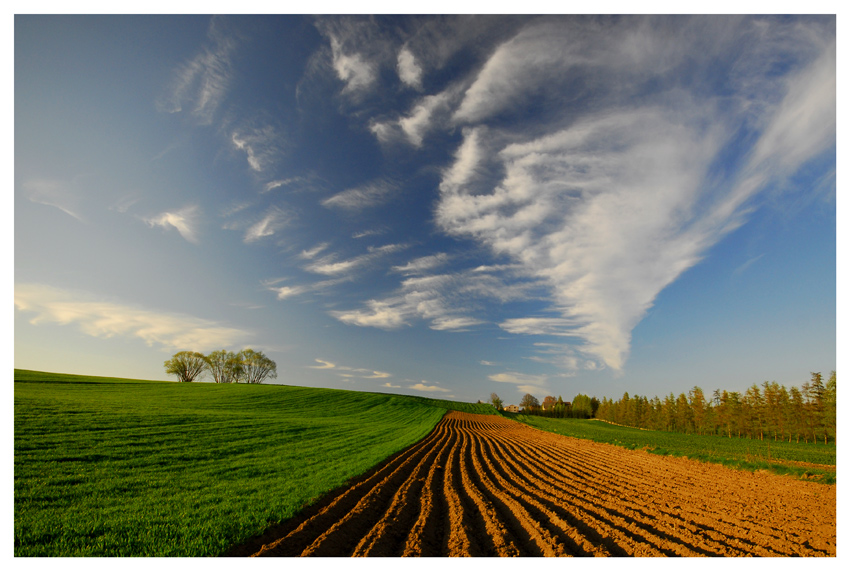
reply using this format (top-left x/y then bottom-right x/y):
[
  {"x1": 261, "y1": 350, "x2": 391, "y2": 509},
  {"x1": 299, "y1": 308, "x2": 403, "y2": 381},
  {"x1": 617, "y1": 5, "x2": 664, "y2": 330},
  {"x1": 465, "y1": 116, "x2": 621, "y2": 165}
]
[
  {"x1": 454, "y1": 426, "x2": 522, "y2": 556},
  {"x1": 468, "y1": 429, "x2": 607, "y2": 556},
  {"x1": 253, "y1": 419, "x2": 446, "y2": 556},
  {"x1": 495, "y1": 430, "x2": 731, "y2": 556},
  {"x1": 352, "y1": 424, "x2": 456, "y2": 556}
]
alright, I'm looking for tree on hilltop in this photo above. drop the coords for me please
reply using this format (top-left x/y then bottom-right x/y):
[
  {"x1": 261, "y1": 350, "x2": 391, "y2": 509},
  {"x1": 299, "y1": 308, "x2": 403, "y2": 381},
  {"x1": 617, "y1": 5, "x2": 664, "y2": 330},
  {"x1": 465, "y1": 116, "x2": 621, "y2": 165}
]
[
  {"x1": 204, "y1": 350, "x2": 243, "y2": 384},
  {"x1": 239, "y1": 348, "x2": 277, "y2": 384},
  {"x1": 164, "y1": 351, "x2": 207, "y2": 382}
]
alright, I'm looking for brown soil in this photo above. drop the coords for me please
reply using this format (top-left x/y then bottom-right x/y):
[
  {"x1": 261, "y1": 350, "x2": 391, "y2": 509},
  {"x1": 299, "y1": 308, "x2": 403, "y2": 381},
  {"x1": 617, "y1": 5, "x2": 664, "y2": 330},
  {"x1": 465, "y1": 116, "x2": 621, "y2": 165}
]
[{"x1": 233, "y1": 411, "x2": 836, "y2": 557}]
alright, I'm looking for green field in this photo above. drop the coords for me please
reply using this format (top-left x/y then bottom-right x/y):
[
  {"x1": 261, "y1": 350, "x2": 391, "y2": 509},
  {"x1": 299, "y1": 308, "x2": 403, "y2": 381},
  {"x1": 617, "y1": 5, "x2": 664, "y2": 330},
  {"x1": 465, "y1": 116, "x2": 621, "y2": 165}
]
[
  {"x1": 14, "y1": 369, "x2": 494, "y2": 557},
  {"x1": 510, "y1": 413, "x2": 836, "y2": 483}
]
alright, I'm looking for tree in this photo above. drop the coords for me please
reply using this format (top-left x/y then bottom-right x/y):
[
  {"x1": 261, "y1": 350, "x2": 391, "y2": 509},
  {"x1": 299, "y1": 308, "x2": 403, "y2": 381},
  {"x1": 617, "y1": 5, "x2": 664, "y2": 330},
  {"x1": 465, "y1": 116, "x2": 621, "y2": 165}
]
[
  {"x1": 823, "y1": 371, "x2": 836, "y2": 444},
  {"x1": 204, "y1": 350, "x2": 242, "y2": 384},
  {"x1": 542, "y1": 395, "x2": 557, "y2": 412},
  {"x1": 164, "y1": 351, "x2": 207, "y2": 383},
  {"x1": 689, "y1": 387, "x2": 706, "y2": 435},
  {"x1": 238, "y1": 349, "x2": 277, "y2": 384},
  {"x1": 489, "y1": 392, "x2": 504, "y2": 410},
  {"x1": 520, "y1": 393, "x2": 540, "y2": 411},
  {"x1": 572, "y1": 394, "x2": 593, "y2": 419}
]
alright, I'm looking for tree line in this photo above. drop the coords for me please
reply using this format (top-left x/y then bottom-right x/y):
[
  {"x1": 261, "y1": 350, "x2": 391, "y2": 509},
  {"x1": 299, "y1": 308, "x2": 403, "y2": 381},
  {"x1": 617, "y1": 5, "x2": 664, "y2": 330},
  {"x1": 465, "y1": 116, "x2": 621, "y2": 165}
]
[
  {"x1": 489, "y1": 392, "x2": 600, "y2": 419},
  {"x1": 164, "y1": 349, "x2": 277, "y2": 384},
  {"x1": 489, "y1": 371, "x2": 836, "y2": 444}
]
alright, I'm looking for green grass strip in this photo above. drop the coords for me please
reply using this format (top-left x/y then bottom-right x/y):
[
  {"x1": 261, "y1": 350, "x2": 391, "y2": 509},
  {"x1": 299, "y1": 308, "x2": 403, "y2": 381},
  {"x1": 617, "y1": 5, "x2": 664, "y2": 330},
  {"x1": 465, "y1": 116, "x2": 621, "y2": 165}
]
[
  {"x1": 14, "y1": 369, "x2": 493, "y2": 557},
  {"x1": 510, "y1": 413, "x2": 835, "y2": 485}
]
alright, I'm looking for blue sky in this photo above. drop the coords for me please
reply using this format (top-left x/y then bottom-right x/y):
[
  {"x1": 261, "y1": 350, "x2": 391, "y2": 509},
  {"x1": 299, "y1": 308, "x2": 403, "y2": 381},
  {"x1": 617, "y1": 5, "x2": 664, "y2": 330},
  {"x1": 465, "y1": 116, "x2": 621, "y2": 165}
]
[{"x1": 13, "y1": 14, "x2": 837, "y2": 405}]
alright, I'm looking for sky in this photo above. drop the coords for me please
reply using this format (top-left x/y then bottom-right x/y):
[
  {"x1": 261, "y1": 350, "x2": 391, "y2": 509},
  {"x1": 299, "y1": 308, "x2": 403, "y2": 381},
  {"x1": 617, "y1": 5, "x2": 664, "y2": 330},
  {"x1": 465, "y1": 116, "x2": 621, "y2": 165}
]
[{"x1": 13, "y1": 13, "x2": 837, "y2": 405}]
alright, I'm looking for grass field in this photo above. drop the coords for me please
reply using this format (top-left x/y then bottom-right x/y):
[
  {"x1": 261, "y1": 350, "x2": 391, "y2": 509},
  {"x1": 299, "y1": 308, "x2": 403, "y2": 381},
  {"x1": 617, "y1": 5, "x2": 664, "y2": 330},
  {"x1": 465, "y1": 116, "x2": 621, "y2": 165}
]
[
  {"x1": 510, "y1": 414, "x2": 836, "y2": 483},
  {"x1": 14, "y1": 369, "x2": 494, "y2": 557}
]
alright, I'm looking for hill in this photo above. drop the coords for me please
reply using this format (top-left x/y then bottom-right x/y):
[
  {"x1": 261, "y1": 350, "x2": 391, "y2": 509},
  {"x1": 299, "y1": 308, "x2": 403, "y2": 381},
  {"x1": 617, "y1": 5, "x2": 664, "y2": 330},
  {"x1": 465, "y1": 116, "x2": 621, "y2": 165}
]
[{"x1": 13, "y1": 369, "x2": 494, "y2": 556}]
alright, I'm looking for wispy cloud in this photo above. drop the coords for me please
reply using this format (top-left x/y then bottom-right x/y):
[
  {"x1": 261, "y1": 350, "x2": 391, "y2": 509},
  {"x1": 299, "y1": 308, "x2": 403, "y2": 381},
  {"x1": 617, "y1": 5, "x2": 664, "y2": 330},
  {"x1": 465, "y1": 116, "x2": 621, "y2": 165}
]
[
  {"x1": 331, "y1": 300, "x2": 408, "y2": 329},
  {"x1": 244, "y1": 206, "x2": 291, "y2": 243},
  {"x1": 321, "y1": 178, "x2": 401, "y2": 210},
  {"x1": 370, "y1": 91, "x2": 455, "y2": 148},
  {"x1": 428, "y1": 17, "x2": 835, "y2": 372},
  {"x1": 262, "y1": 275, "x2": 351, "y2": 302},
  {"x1": 23, "y1": 179, "x2": 84, "y2": 222},
  {"x1": 144, "y1": 205, "x2": 201, "y2": 244},
  {"x1": 231, "y1": 124, "x2": 282, "y2": 174},
  {"x1": 392, "y1": 253, "x2": 449, "y2": 275},
  {"x1": 156, "y1": 17, "x2": 237, "y2": 125},
  {"x1": 329, "y1": 266, "x2": 540, "y2": 332},
  {"x1": 308, "y1": 358, "x2": 391, "y2": 380},
  {"x1": 299, "y1": 242, "x2": 331, "y2": 260},
  {"x1": 305, "y1": 243, "x2": 406, "y2": 277},
  {"x1": 15, "y1": 283, "x2": 250, "y2": 351},
  {"x1": 352, "y1": 228, "x2": 387, "y2": 239},
  {"x1": 733, "y1": 254, "x2": 765, "y2": 276}
]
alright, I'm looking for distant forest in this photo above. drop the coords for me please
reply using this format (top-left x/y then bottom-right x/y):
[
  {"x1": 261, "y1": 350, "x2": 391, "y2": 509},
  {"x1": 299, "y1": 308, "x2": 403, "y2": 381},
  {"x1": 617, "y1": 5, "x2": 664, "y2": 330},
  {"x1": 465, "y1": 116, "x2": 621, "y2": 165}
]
[{"x1": 515, "y1": 372, "x2": 837, "y2": 444}]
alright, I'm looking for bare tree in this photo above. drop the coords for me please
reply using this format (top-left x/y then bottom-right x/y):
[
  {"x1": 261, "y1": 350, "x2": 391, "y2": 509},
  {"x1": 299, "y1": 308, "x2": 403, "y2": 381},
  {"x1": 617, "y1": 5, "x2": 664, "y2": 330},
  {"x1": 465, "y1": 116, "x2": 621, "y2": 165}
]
[{"x1": 164, "y1": 351, "x2": 207, "y2": 383}]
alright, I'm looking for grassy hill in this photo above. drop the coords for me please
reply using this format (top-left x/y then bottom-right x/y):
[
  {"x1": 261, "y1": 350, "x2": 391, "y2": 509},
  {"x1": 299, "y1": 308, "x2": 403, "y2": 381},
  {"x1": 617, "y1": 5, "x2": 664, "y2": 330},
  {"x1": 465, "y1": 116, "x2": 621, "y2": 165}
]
[{"x1": 13, "y1": 369, "x2": 494, "y2": 557}]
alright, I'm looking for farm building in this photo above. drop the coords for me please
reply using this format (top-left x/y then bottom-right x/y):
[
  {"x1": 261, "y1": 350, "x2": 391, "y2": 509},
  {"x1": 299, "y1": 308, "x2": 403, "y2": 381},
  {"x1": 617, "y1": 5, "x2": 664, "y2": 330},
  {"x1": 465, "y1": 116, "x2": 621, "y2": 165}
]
[{"x1": 503, "y1": 404, "x2": 519, "y2": 413}]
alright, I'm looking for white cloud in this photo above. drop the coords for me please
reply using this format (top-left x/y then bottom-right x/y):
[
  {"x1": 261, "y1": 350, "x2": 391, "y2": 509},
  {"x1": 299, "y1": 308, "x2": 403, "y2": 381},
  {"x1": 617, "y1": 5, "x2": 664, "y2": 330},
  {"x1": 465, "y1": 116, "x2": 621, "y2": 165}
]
[
  {"x1": 330, "y1": 300, "x2": 408, "y2": 330},
  {"x1": 435, "y1": 21, "x2": 835, "y2": 372},
  {"x1": 305, "y1": 243, "x2": 406, "y2": 277},
  {"x1": 330, "y1": 263, "x2": 540, "y2": 333},
  {"x1": 330, "y1": 37, "x2": 376, "y2": 94},
  {"x1": 352, "y1": 228, "x2": 387, "y2": 239},
  {"x1": 452, "y1": 23, "x2": 572, "y2": 124},
  {"x1": 392, "y1": 253, "x2": 449, "y2": 275},
  {"x1": 309, "y1": 358, "x2": 392, "y2": 380},
  {"x1": 398, "y1": 93, "x2": 451, "y2": 147},
  {"x1": 438, "y1": 106, "x2": 732, "y2": 370},
  {"x1": 309, "y1": 359, "x2": 336, "y2": 369},
  {"x1": 409, "y1": 382, "x2": 451, "y2": 393},
  {"x1": 244, "y1": 206, "x2": 290, "y2": 243},
  {"x1": 382, "y1": 382, "x2": 401, "y2": 389},
  {"x1": 299, "y1": 242, "x2": 331, "y2": 260},
  {"x1": 270, "y1": 285, "x2": 309, "y2": 300},
  {"x1": 262, "y1": 275, "x2": 352, "y2": 302},
  {"x1": 15, "y1": 283, "x2": 250, "y2": 352},
  {"x1": 397, "y1": 47, "x2": 423, "y2": 89},
  {"x1": 322, "y1": 178, "x2": 401, "y2": 210},
  {"x1": 145, "y1": 205, "x2": 200, "y2": 244},
  {"x1": 430, "y1": 316, "x2": 485, "y2": 332},
  {"x1": 747, "y1": 39, "x2": 835, "y2": 178},
  {"x1": 231, "y1": 125, "x2": 281, "y2": 174}
]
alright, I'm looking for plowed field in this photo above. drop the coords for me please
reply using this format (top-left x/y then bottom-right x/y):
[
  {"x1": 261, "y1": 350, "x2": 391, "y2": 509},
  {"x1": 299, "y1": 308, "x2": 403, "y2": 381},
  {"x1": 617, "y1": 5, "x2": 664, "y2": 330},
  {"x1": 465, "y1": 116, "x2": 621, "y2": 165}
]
[{"x1": 238, "y1": 411, "x2": 836, "y2": 557}]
